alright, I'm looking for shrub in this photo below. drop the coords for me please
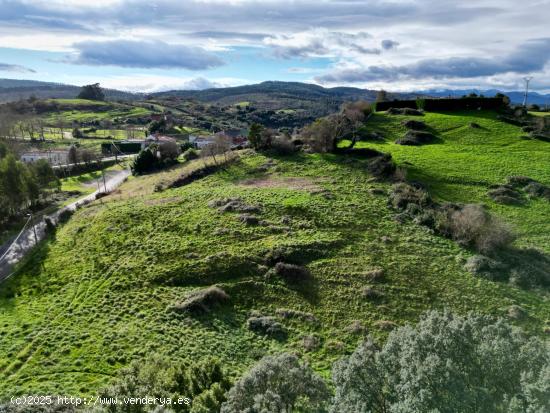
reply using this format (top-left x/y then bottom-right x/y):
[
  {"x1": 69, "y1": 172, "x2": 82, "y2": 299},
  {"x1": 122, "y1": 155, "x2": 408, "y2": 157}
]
[
  {"x1": 246, "y1": 316, "x2": 286, "y2": 338},
  {"x1": 57, "y1": 208, "x2": 74, "y2": 224},
  {"x1": 331, "y1": 310, "x2": 550, "y2": 413},
  {"x1": 182, "y1": 148, "x2": 199, "y2": 161},
  {"x1": 388, "y1": 182, "x2": 432, "y2": 211},
  {"x1": 272, "y1": 262, "x2": 310, "y2": 282},
  {"x1": 238, "y1": 214, "x2": 259, "y2": 226},
  {"x1": 401, "y1": 119, "x2": 426, "y2": 129},
  {"x1": 271, "y1": 135, "x2": 296, "y2": 155},
  {"x1": 98, "y1": 356, "x2": 230, "y2": 413},
  {"x1": 488, "y1": 185, "x2": 523, "y2": 204},
  {"x1": 302, "y1": 334, "x2": 321, "y2": 351},
  {"x1": 463, "y1": 254, "x2": 508, "y2": 280},
  {"x1": 362, "y1": 286, "x2": 384, "y2": 300},
  {"x1": 366, "y1": 154, "x2": 396, "y2": 179},
  {"x1": 172, "y1": 286, "x2": 230, "y2": 313},
  {"x1": 439, "y1": 204, "x2": 515, "y2": 254},
  {"x1": 395, "y1": 130, "x2": 437, "y2": 145},
  {"x1": 221, "y1": 353, "x2": 330, "y2": 413}
]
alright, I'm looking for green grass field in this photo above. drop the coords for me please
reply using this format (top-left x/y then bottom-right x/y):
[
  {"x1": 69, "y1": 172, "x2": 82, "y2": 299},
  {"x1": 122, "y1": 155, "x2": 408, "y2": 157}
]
[
  {"x1": 347, "y1": 110, "x2": 550, "y2": 252},
  {"x1": 0, "y1": 111, "x2": 548, "y2": 399}
]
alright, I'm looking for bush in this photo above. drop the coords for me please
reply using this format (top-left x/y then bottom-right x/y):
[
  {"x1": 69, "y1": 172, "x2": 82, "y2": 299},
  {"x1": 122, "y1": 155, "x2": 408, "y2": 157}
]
[
  {"x1": 386, "y1": 107, "x2": 424, "y2": 116},
  {"x1": 331, "y1": 310, "x2": 550, "y2": 413},
  {"x1": 439, "y1": 204, "x2": 515, "y2": 254},
  {"x1": 463, "y1": 254, "x2": 508, "y2": 280},
  {"x1": 271, "y1": 135, "x2": 296, "y2": 155},
  {"x1": 388, "y1": 182, "x2": 432, "y2": 211},
  {"x1": 98, "y1": 356, "x2": 230, "y2": 413},
  {"x1": 246, "y1": 316, "x2": 286, "y2": 338},
  {"x1": 182, "y1": 148, "x2": 199, "y2": 161},
  {"x1": 221, "y1": 353, "x2": 330, "y2": 413},
  {"x1": 366, "y1": 154, "x2": 396, "y2": 179},
  {"x1": 401, "y1": 119, "x2": 426, "y2": 129},
  {"x1": 272, "y1": 262, "x2": 310, "y2": 282},
  {"x1": 171, "y1": 286, "x2": 230, "y2": 313},
  {"x1": 488, "y1": 185, "x2": 523, "y2": 204},
  {"x1": 395, "y1": 130, "x2": 437, "y2": 145}
]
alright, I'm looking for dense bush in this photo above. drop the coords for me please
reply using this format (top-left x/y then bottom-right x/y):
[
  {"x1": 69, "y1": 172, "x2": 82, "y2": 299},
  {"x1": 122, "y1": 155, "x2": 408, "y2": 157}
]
[
  {"x1": 395, "y1": 130, "x2": 437, "y2": 145},
  {"x1": 171, "y1": 286, "x2": 230, "y2": 314},
  {"x1": 131, "y1": 144, "x2": 179, "y2": 175},
  {"x1": 331, "y1": 310, "x2": 549, "y2": 413},
  {"x1": 366, "y1": 153, "x2": 397, "y2": 179},
  {"x1": 401, "y1": 119, "x2": 426, "y2": 129},
  {"x1": 221, "y1": 353, "x2": 330, "y2": 413},
  {"x1": 438, "y1": 204, "x2": 515, "y2": 254},
  {"x1": 182, "y1": 148, "x2": 199, "y2": 162},
  {"x1": 246, "y1": 315, "x2": 287, "y2": 338},
  {"x1": 272, "y1": 262, "x2": 310, "y2": 282},
  {"x1": 97, "y1": 356, "x2": 230, "y2": 413}
]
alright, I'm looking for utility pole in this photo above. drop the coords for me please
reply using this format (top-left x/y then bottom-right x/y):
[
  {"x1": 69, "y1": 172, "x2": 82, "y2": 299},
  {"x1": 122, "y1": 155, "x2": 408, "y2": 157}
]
[{"x1": 522, "y1": 76, "x2": 533, "y2": 107}]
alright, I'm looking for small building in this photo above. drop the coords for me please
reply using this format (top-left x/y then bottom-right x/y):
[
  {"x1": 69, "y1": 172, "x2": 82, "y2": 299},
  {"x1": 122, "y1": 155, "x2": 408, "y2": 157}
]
[{"x1": 20, "y1": 150, "x2": 69, "y2": 165}]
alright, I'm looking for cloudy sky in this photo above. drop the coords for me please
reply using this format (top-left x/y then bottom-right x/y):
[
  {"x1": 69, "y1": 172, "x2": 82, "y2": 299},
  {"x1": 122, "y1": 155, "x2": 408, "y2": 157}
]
[{"x1": 0, "y1": 0, "x2": 549, "y2": 93}]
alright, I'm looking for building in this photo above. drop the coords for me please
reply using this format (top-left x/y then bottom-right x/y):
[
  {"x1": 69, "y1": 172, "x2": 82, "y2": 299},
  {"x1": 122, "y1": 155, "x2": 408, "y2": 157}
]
[{"x1": 20, "y1": 150, "x2": 69, "y2": 165}]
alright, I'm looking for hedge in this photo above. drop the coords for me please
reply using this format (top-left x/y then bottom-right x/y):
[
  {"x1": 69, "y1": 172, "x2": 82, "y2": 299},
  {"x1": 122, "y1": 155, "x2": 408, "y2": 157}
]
[{"x1": 376, "y1": 97, "x2": 506, "y2": 112}]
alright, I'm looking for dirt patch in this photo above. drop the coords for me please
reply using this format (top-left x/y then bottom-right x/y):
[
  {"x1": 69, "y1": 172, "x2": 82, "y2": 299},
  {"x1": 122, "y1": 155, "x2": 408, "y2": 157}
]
[
  {"x1": 143, "y1": 196, "x2": 182, "y2": 206},
  {"x1": 239, "y1": 176, "x2": 322, "y2": 191}
]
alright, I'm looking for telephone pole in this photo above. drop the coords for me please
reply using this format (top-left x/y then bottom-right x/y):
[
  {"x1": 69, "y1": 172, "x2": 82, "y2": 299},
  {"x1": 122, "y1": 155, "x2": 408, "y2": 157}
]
[{"x1": 522, "y1": 76, "x2": 533, "y2": 107}]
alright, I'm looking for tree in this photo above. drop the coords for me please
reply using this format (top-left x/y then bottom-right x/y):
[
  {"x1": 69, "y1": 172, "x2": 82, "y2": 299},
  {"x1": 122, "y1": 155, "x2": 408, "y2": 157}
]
[
  {"x1": 77, "y1": 83, "x2": 105, "y2": 101},
  {"x1": 98, "y1": 356, "x2": 229, "y2": 413},
  {"x1": 376, "y1": 90, "x2": 388, "y2": 102},
  {"x1": 67, "y1": 145, "x2": 79, "y2": 165},
  {"x1": 221, "y1": 353, "x2": 330, "y2": 413},
  {"x1": 331, "y1": 310, "x2": 549, "y2": 413},
  {"x1": 248, "y1": 123, "x2": 264, "y2": 150},
  {"x1": 31, "y1": 159, "x2": 59, "y2": 190}
]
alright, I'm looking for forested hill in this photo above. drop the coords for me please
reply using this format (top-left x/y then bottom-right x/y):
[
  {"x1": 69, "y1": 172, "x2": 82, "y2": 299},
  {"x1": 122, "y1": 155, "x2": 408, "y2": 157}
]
[
  {"x1": 0, "y1": 79, "x2": 138, "y2": 102},
  {"x1": 152, "y1": 80, "x2": 408, "y2": 103}
]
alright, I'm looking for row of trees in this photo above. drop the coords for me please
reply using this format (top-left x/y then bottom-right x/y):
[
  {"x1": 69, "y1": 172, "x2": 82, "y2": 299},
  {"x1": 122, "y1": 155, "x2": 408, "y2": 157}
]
[
  {"x1": 84, "y1": 310, "x2": 548, "y2": 412},
  {"x1": 0, "y1": 141, "x2": 59, "y2": 226}
]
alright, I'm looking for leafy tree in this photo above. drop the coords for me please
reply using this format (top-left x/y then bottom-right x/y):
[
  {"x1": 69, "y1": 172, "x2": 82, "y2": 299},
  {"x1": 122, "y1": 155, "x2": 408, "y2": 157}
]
[
  {"x1": 31, "y1": 159, "x2": 58, "y2": 187},
  {"x1": 68, "y1": 145, "x2": 79, "y2": 164},
  {"x1": 376, "y1": 90, "x2": 388, "y2": 102},
  {"x1": 248, "y1": 123, "x2": 264, "y2": 150},
  {"x1": 221, "y1": 353, "x2": 330, "y2": 413},
  {"x1": 77, "y1": 83, "x2": 105, "y2": 101},
  {"x1": 331, "y1": 310, "x2": 549, "y2": 413},
  {"x1": 98, "y1": 356, "x2": 229, "y2": 413},
  {"x1": 148, "y1": 118, "x2": 168, "y2": 135}
]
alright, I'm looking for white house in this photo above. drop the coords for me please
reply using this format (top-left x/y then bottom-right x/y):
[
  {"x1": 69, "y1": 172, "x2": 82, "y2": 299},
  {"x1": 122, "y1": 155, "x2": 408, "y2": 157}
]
[{"x1": 20, "y1": 150, "x2": 69, "y2": 165}]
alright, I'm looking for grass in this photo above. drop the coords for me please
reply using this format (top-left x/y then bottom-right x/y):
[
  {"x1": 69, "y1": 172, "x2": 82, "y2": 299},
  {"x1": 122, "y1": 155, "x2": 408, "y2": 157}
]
[
  {"x1": 529, "y1": 111, "x2": 549, "y2": 117},
  {"x1": 347, "y1": 110, "x2": 550, "y2": 252},
  {"x1": 0, "y1": 117, "x2": 548, "y2": 398}
]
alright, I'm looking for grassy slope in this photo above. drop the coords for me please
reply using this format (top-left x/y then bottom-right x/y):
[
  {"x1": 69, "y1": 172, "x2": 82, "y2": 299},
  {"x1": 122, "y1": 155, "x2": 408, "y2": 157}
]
[
  {"x1": 0, "y1": 124, "x2": 548, "y2": 398},
  {"x1": 349, "y1": 110, "x2": 550, "y2": 252}
]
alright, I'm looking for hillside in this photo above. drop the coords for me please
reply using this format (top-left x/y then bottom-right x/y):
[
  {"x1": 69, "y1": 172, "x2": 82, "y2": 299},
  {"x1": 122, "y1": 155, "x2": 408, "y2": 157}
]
[
  {"x1": 0, "y1": 79, "x2": 138, "y2": 103},
  {"x1": 0, "y1": 110, "x2": 548, "y2": 398}
]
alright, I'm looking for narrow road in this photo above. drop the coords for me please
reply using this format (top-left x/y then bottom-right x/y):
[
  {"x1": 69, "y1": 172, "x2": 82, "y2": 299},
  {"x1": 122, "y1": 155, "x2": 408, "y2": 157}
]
[{"x1": 0, "y1": 169, "x2": 131, "y2": 282}]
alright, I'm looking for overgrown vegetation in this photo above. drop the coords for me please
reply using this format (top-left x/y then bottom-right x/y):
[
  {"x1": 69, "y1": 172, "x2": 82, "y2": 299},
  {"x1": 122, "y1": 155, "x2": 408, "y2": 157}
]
[{"x1": 0, "y1": 108, "x2": 548, "y2": 403}]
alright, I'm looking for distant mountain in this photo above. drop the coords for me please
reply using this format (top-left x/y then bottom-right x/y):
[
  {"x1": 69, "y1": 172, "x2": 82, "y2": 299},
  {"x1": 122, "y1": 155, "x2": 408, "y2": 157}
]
[
  {"x1": 152, "y1": 81, "x2": 418, "y2": 105},
  {"x1": 419, "y1": 88, "x2": 550, "y2": 106},
  {"x1": 0, "y1": 78, "x2": 138, "y2": 102}
]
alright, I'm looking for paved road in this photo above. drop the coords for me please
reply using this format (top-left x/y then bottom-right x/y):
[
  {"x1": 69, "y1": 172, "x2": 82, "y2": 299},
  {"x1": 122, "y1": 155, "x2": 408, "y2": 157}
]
[{"x1": 0, "y1": 169, "x2": 131, "y2": 282}]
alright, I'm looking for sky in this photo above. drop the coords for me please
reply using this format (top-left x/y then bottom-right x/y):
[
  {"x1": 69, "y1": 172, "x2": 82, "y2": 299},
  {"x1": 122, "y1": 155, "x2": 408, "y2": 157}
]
[{"x1": 0, "y1": 0, "x2": 549, "y2": 93}]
